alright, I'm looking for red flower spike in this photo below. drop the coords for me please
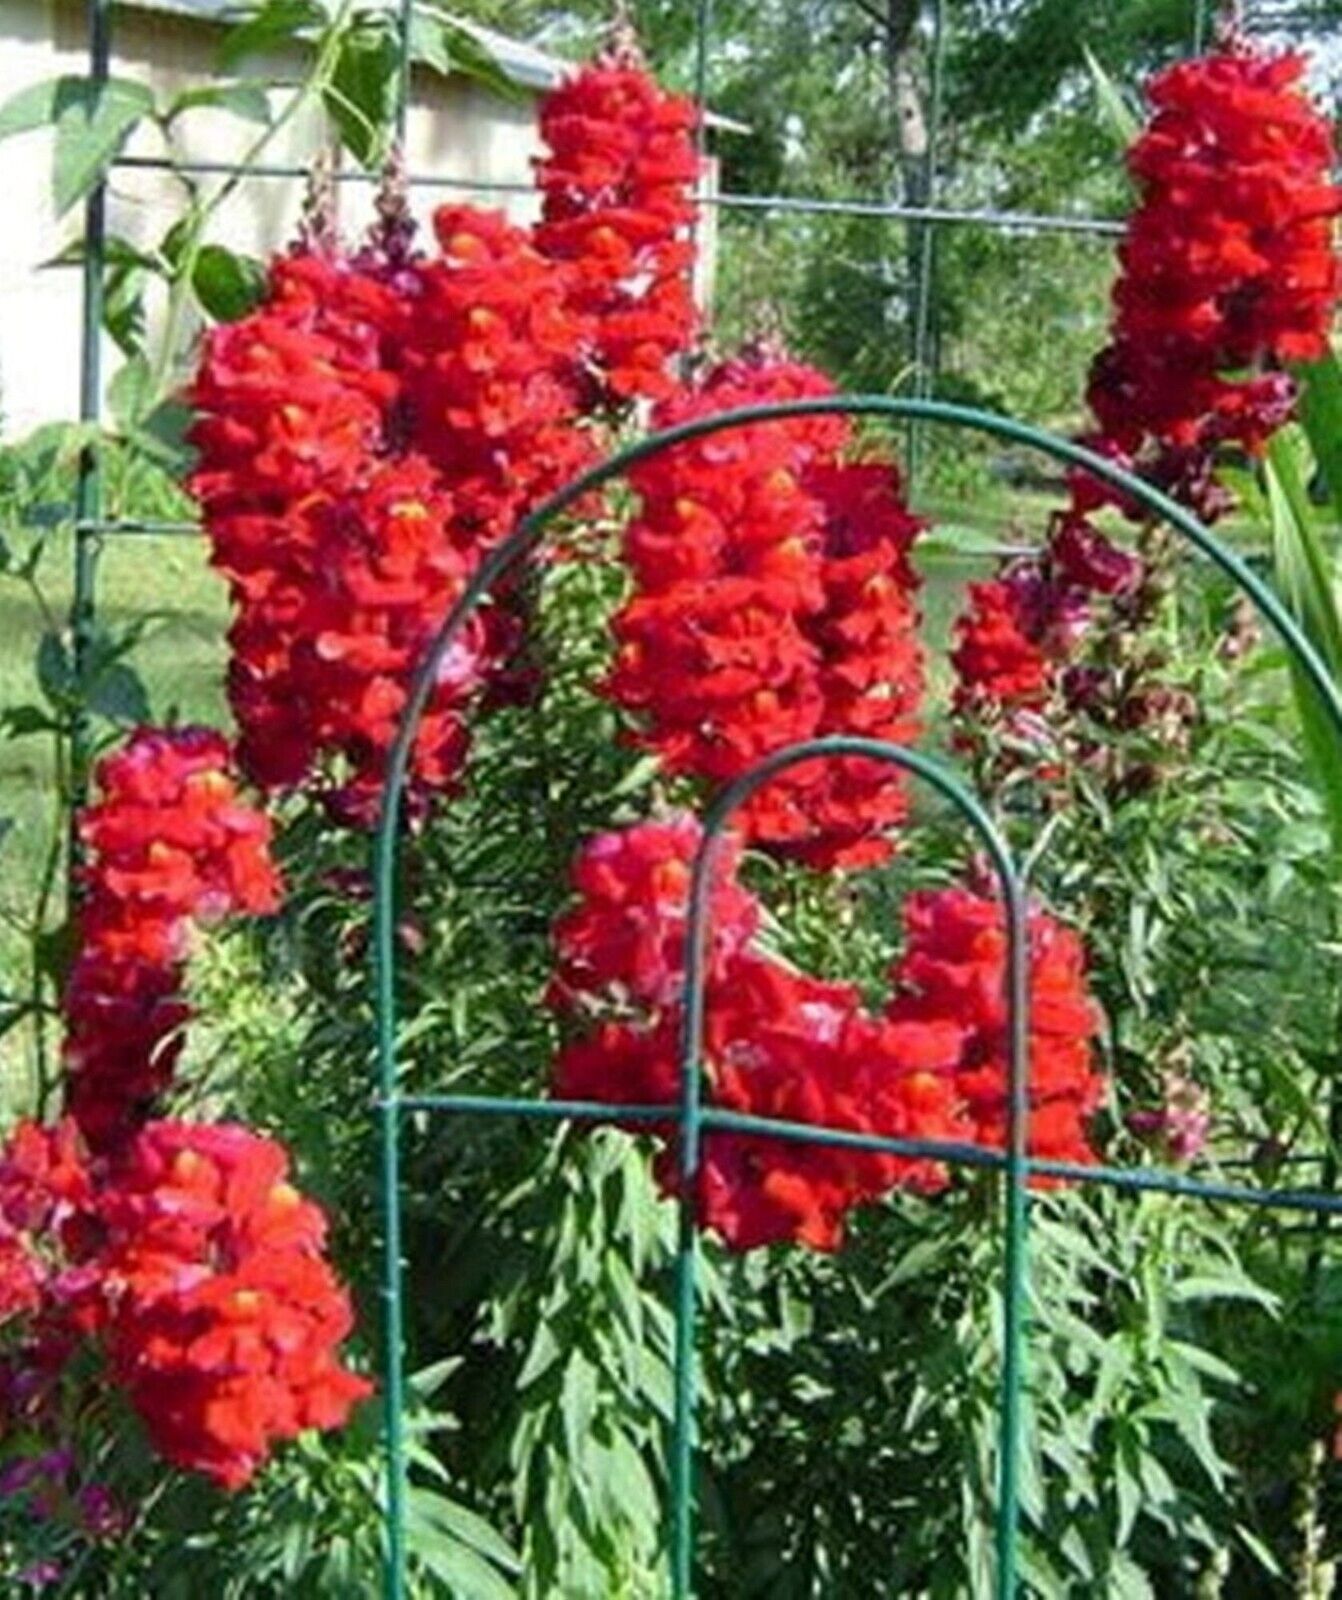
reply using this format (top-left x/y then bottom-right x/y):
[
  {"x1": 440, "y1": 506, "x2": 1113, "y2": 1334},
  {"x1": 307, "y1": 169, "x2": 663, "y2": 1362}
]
[
  {"x1": 782, "y1": 460, "x2": 927, "y2": 870},
  {"x1": 192, "y1": 206, "x2": 593, "y2": 818},
  {"x1": 549, "y1": 814, "x2": 762, "y2": 1015},
  {"x1": 951, "y1": 37, "x2": 1340, "y2": 733},
  {"x1": 607, "y1": 350, "x2": 926, "y2": 865},
  {"x1": 950, "y1": 580, "x2": 1054, "y2": 715},
  {"x1": 886, "y1": 887, "x2": 1105, "y2": 1171},
  {"x1": 401, "y1": 206, "x2": 598, "y2": 546},
  {"x1": 544, "y1": 822, "x2": 1112, "y2": 1252},
  {"x1": 1088, "y1": 38, "x2": 1340, "y2": 499},
  {"x1": 0, "y1": 1116, "x2": 369, "y2": 1491},
  {"x1": 62, "y1": 729, "x2": 282, "y2": 1152},
  {"x1": 534, "y1": 21, "x2": 700, "y2": 404}
]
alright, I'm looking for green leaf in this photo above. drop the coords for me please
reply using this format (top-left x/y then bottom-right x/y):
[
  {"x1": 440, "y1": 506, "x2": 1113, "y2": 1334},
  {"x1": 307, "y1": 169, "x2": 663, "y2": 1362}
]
[
  {"x1": 1, "y1": 706, "x2": 60, "y2": 737},
  {"x1": 324, "y1": 15, "x2": 400, "y2": 166},
  {"x1": 158, "y1": 214, "x2": 197, "y2": 274},
  {"x1": 85, "y1": 662, "x2": 151, "y2": 724},
  {"x1": 1237, "y1": 1524, "x2": 1283, "y2": 1577},
  {"x1": 104, "y1": 258, "x2": 148, "y2": 357},
  {"x1": 1296, "y1": 346, "x2": 1342, "y2": 531},
  {"x1": 108, "y1": 355, "x2": 153, "y2": 431},
  {"x1": 51, "y1": 77, "x2": 156, "y2": 216},
  {"x1": 1167, "y1": 1273, "x2": 1277, "y2": 1310},
  {"x1": 36, "y1": 630, "x2": 74, "y2": 703},
  {"x1": 165, "y1": 82, "x2": 272, "y2": 126},
  {"x1": 1151, "y1": 1387, "x2": 1226, "y2": 1491},
  {"x1": 560, "y1": 1349, "x2": 598, "y2": 1466},
  {"x1": 35, "y1": 920, "x2": 77, "y2": 984},
  {"x1": 413, "y1": 9, "x2": 523, "y2": 102},
  {"x1": 404, "y1": 1487, "x2": 517, "y2": 1600},
  {"x1": 416, "y1": 1495, "x2": 519, "y2": 1574},
  {"x1": 1082, "y1": 46, "x2": 1140, "y2": 148},
  {"x1": 407, "y1": 1357, "x2": 462, "y2": 1400},
  {"x1": 1264, "y1": 433, "x2": 1342, "y2": 858},
  {"x1": 218, "y1": 0, "x2": 326, "y2": 71},
  {"x1": 131, "y1": 399, "x2": 197, "y2": 474},
  {"x1": 0, "y1": 77, "x2": 71, "y2": 139},
  {"x1": 917, "y1": 524, "x2": 1036, "y2": 561},
  {"x1": 517, "y1": 1321, "x2": 561, "y2": 1390},
  {"x1": 407, "y1": 9, "x2": 455, "y2": 77},
  {"x1": 191, "y1": 244, "x2": 268, "y2": 322},
  {"x1": 40, "y1": 233, "x2": 160, "y2": 274},
  {"x1": 6, "y1": 420, "x2": 95, "y2": 481}
]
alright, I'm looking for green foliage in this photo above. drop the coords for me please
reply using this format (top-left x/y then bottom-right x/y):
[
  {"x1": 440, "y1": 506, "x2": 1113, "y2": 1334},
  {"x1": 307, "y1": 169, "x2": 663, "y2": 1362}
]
[
  {"x1": 191, "y1": 245, "x2": 268, "y2": 324},
  {"x1": 0, "y1": 76, "x2": 155, "y2": 217},
  {"x1": 325, "y1": 10, "x2": 404, "y2": 167},
  {"x1": 1263, "y1": 425, "x2": 1342, "y2": 861}
]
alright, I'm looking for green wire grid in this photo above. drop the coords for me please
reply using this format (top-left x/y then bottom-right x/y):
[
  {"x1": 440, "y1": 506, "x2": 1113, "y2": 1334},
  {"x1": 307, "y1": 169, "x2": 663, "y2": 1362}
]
[
  {"x1": 57, "y1": 2, "x2": 1333, "y2": 1596},
  {"x1": 371, "y1": 395, "x2": 1342, "y2": 1598}
]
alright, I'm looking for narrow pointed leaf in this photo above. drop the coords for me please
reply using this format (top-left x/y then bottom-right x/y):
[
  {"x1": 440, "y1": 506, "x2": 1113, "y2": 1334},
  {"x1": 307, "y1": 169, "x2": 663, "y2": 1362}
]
[
  {"x1": 1296, "y1": 346, "x2": 1342, "y2": 531},
  {"x1": 1264, "y1": 434, "x2": 1342, "y2": 858}
]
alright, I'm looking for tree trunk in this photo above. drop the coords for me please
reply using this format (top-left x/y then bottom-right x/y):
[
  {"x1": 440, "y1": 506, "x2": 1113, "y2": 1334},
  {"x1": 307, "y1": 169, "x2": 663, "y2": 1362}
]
[
  {"x1": 885, "y1": 0, "x2": 934, "y2": 447},
  {"x1": 886, "y1": 0, "x2": 929, "y2": 213}
]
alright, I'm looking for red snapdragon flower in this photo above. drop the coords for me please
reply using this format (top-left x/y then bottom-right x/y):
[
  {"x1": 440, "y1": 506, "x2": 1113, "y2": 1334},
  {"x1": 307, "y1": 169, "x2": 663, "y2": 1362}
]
[
  {"x1": 1092, "y1": 40, "x2": 1340, "y2": 468},
  {"x1": 690, "y1": 955, "x2": 965, "y2": 1250},
  {"x1": 0, "y1": 1117, "x2": 369, "y2": 1492},
  {"x1": 950, "y1": 580, "x2": 1055, "y2": 715},
  {"x1": 951, "y1": 37, "x2": 1340, "y2": 737},
  {"x1": 553, "y1": 815, "x2": 1108, "y2": 1251},
  {"x1": 191, "y1": 244, "x2": 441, "y2": 812},
  {"x1": 535, "y1": 18, "x2": 699, "y2": 402},
  {"x1": 548, "y1": 813, "x2": 761, "y2": 1014},
  {"x1": 97, "y1": 1121, "x2": 371, "y2": 1488},
  {"x1": 607, "y1": 359, "x2": 831, "y2": 848},
  {"x1": 400, "y1": 207, "x2": 598, "y2": 545},
  {"x1": 608, "y1": 349, "x2": 926, "y2": 865},
  {"x1": 791, "y1": 460, "x2": 926, "y2": 868},
  {"x1": 192, "y1": 201, "x2": 597, "y2": 819},
  {"x1": 62, "y1": 729, "x2": 281, "y2": 1152},
  {"x1": 887, "y1": 887, "x2": 1105, "y2": 1169}
]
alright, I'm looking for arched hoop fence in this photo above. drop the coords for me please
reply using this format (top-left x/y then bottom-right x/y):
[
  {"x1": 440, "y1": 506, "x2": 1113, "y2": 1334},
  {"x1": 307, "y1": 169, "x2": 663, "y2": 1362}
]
[{"x1": 371, "y1": 397, "x2": 1342, "y2": 1600}]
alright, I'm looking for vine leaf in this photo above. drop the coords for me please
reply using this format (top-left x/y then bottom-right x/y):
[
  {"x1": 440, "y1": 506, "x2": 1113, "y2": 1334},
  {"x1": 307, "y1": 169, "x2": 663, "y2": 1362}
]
[
  {"x1": 325, "y1": 14, "x2": 401, "y2": 166},
  {"x1": 164, "y1": 83, "x2": 273, "y2": 126},
  {"x1": 52, "y1": 78, "x2": 156, "y2": 216},
  {"x1": 0, "y1": 75, "x2": 156, "y2": 217},
  {"x1": 1082, "y1": 46, "x2": 1140, "y2": 147},
  {"x1": 218, "y1": 0, "x2": 326, "y2": 71},
  {"x1": 192, "y1": 244, "x2": 268, "y2": 323}
]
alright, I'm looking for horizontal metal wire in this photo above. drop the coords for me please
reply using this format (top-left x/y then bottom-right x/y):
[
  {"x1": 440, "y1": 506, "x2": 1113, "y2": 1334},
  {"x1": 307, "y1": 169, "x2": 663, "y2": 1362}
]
[
  {"x1": 76, "y1": 520, "x2": 1052, "y2": 556},
  {"x1": 76, "y1": 518, "x2": 200, "y2": 537},
  {"x1": 109, "y1": 155, "x2": 1123, "y2": 237},
  {"x1": 387, "y1": 1093, "x2": 1342, "y2": 1217},
  {"x1": 704, "y1": 191, "x2": 1122, "y2": 236}
]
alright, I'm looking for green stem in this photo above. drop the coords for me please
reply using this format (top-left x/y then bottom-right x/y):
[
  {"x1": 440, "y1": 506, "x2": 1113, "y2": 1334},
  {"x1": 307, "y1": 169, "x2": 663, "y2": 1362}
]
[{"x1": 29, "y1": 724, "x2": 70, "y2": 1115}]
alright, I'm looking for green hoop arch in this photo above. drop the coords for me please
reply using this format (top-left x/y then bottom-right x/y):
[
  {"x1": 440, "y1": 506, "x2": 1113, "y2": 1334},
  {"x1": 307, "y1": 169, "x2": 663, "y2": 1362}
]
[{"x1": 371, "y1": 397, "x2": 1342, "y2": 1599}]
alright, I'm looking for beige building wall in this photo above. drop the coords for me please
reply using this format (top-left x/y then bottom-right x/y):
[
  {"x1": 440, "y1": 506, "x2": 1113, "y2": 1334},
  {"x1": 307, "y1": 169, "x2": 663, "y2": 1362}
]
[{"x1": 0, "y1": 2, "x2": 570, "y2": 438}]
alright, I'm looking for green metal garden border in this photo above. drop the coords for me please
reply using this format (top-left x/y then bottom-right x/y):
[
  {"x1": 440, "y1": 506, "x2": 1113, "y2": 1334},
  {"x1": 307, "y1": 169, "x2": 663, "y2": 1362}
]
[
  {"x1": 53, "y1": 0, "x2": 1341, "y2": 1594},
  {"x1": 371, "y1": 396, "x2": 1342, "y2": 1598}
]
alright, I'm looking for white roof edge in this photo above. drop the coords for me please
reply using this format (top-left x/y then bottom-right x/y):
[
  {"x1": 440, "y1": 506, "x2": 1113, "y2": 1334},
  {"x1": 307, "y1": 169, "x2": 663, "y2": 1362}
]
[{"x1": 106, "y1": 0, "x2": 750, "y2": 133}]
